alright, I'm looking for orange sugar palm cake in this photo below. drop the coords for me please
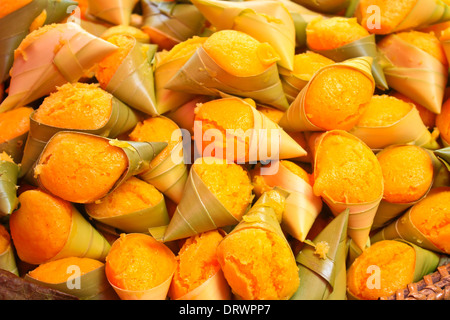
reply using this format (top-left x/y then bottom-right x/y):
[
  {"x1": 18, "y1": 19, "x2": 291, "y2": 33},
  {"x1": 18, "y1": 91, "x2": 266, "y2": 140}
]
[
  {"x1": 313, "y1": 131, "x2": 383, "y2": 204},
  {"x1": 291, "y1": 51, "x2": 334, "y2": 79},
  {"x1": 377, "y1": 145, "x2": 433, "y2": 204},
  {"x1": 0, "y1": 106, "x2": 33, "y2": 144},
  {"x1": 436, "y1": 98, "x2": 450, "y2": 144},
  {"x1": 85, "y1": 176, "x2": 163, "y2": 218},
  {"x1": 392, "y1": 92, "x2": 436, "y2": 128},
  {"x1": 168, "y1": 230, "x2": 224, "y2": 299},
  {"x1": 28, "y1": 257, "x2": 104, "y2": 284},
  {"x1": 304, "y1": 65, "x2": 374, "y2": 131},
  {"x1": 409, "y1": 187, "x2": 450, "y2": 254},
  {"x1": 34, "y1": 132, "x2": 128, "y2": 204},
  {"x1": 9, "y1": 189, "x2": 72, "y2": 265},
  {"x1": 0, "y1": 224, "x2": 11, "y2": 255},
  {"x1": 356, "y1": 95, "x2": 413, "y2": 127},
  {"x1": 347, "y1": 240, "x2": 416, "y2": 300},
  {"x1": 105, "y1": 233, "x2": 176, "y2": 292},
  {"x1": 306, "y1": 17, "x2": 370, "y2": 51},
  {"x1": 202, "y1": 29, "x2": 279, "y2": 77},
  {"x1": 33, "y1": 82, "x2": 113, "y2": 130},
  {"x1": 192, "y1": 158, "x2": 253, "y2": 220},
  {"x1": 0, "y1": 0, "x2": 31, "y2": 18}
]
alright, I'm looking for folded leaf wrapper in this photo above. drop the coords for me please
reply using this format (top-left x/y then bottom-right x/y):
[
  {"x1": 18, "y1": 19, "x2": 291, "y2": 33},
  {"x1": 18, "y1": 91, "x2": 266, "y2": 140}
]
[
  {"x1": 155, "y1": 158, "x2": 243, "y2": 242},
  {"x1": 103, "y1": 37, "x2": 161, "y2": 116},
  {"x1": 0, "y1": 22, "x2": 118, "y2": 113},
  {"x1": 141, "y1": 0, "x2": 206, "y2": 50},
  {"x1": 0, "y1": 243, "x2": 18, "y2": 277},
  {"x1": 371, "y1": 146, "x2": 442, "y2": 230},
  {"x1": 191, "y1": 0, "x2": 296, "y2": 71},
  {"x1": 377, "y1": 33, "x2": 448, "y2": 114},
  {"x1": 174, "y1": 269, "x2": 231, "y2": 300},
  {"x1": 0, "y1": 158, "x2": 20, "y2": 217},
  {"x1": 435, "y1": 147, "x2": 450, "y2": 172},
  {"x1": 34, "y1": 131, "x2": 168, "y2": 203},
  {"x1": 20, "y1": 98, "x2": 140, "y2": 182},
  {"x1": 291, "y1": 209, "x2": 349, "y2": 300},
  {"x1": 293, "y1": 0, "x2": 351, "y2": 14},
  {"x1": 279, "y1": 56, "x2": 375, "y2": 132},
  {"x1": 87, "y1": 0, "x2": 138, "y2": 25},
  {"x1": 310, "y1": 34, "x2": 388, "y2": 90},
  {"x1": 165, "y1": 45, "x2": 289, "y2": 111},
  {"x1": 0, "y1": 132, "x2": 28, "y2": 165},
  {"x1": 253, "y1": 161, "x2": 322, "y2": 242},
  {"x1": 349, "y1": 104, "x2": 441, "y2": 150},
  {"x1": 25, "y1": 265, "x2": 119, "y2": 300},
  {"x1": 0, "y1": 0, "x2": 77, "y2": 83}
]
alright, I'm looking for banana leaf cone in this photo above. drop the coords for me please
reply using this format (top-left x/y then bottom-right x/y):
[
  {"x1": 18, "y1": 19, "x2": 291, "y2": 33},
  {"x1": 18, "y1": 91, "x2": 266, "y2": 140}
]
[
  {"x1": 190, "y1": 0, "x2": 296, "y2": 71},
  {"x1": 0, "y1": 242, "x2": 19, "y2": 276},
  {"x1": 356, "y1": 0, "x2": 450, "y2": 35},
  {"x1": 0, "y1": 0, "x2": 77, "y2": 83},
  {"x1": 252, "y1": 161, "x2": 322, "y2": 242},
  {"x1": 0, "y1": 156, "x2": 20, "y2": 217},
  {"x1": 156, "y1": 158, "x2": 244, "y2": 242},
  {"x1": 0, "y1": 132, "x2": 28, "y2": 165},
  {"x1": 49, "y1": 205, "x2": 112, "y2": 262},
  {"x1": 19, "y1": 97, "x2": 140, "y2": 182},
  {"x1": 349, "y1": 104, "x2": 441, "y2": 151},
  {"x1": 291, "y1": 209, "x2": 349, "y2": 300},
  {"x1": 313, "y1": 130, "x2": 383, "y2": 251},
  {"x1": 370, "y1": 193, "x2": 449, "y2": 255},
  {"x1": 371, "y1": 146, "x2": 442, "y2": 230},
  {"x1": 435, "y1": 147, "x2": 450, "y2": 171},
  {"x1": 139, "y1": 139, "x2": 188, "y2": 204},
  {"x1": 165, "y1": 96, "x2": 211, "y2": 136},
  {"x1": 174, "y1": 269, "x2": 231, "y2": 300},
  {"x1": 85, "y1": 196, "x2": 170, "y2": 234},
  {"x1": 292, "y1": 0, "x2": 351, "y2": 14},
  {"x1": 0, "y1": 22, "x2": 118, "y2": 113},
  {"x1": 87, "y1": 0, "x2": 139, "y2": 25},
  {"x1": 103, "y1": 37, "x2": 161, "y2": 116},
  {"x1": 346, "y1": 239, "x2": 441, "y2": 300},
  {"x1": 310, "y1": 34, "x2": 389, "y2": 90},
  {"x1": 377, "y1": 33, "x2": 448, "y2": 115},
  {"x1": 140, "y1": 0, "x2": 206, "y2": 50},
  {"x1": 164, "y1": 45, "x2": 289, "y2": 111},
  {"x1": 153, "y1": 50, "x2": 201, "y2": 115},
  {"x1": 24, "y1": 264, "x2": 120, "y2": 300},
  {"x1": 34, "y1": 131, "x2": 168, "y2": 202},
  {"x1": 279, "y1": 56, "x2": 375, "y2": 132}
]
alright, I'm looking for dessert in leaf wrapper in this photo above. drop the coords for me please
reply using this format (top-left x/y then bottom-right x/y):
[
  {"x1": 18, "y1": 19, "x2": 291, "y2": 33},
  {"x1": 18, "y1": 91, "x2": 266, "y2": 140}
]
[
  {"x1": 372, "y1": 144, "x2": 441, "y2": 230},
  {"x1": 128, "y1": 116, "x2": 188, "y2": 204},
  {"x1": 33, "y1": 131, "x2": 167, "y2": 204},
  {"x1": 25, "y1": 257, "x2": 119, "y2": 300},
  {"x1": 105, "y1": 233, "x2": 176, "y2": 300},
  {"x1": 9, "y1": 189, "x2": 111, "y2": 265},
  {"x1": 291, "y1": 209, "x2": 349, "y2": 300},
  {"x1": 85, "y1": 176, "x2": 169, "y2": 234},
  {"x1": 0, "y1": 224, "x2": 18, "y2": 276},
  {"x1": 347, "y1": 239, "x2": 441, "y2": 300},
  {"x1": 168, "y1": 230, "x2": 231, "y2": 300},
  {"x1": 279, "y1": 57, "x2": 375, "y2": 132},
  {"x1": 156, "y1": 157, "x2": 253, "y2": 242},
  {"x1": 251, "y1": 160, "x2": 323, "y2": 242},
  {"x1": 190, "y1": 0, "x2": 296, "y2": 71},
  {"x1": 140, "y1": 0, "x2": 206, "y2": 51},
  {"x1": 356, "y1": 0, "x2": 450, "y2": 35},
  {"x1": 436, "y1": 97, "x2": 450, "y2": 147},
  {"x1": 306, "y1": 16, "x2": 389, "y2": 90},
  {"x1": 350, "y1": 95, "x2": 441, "y2": 150},
  {"x1": 0, "y1": 107, "x2": 33, "y2": 163},
  {"x1": 371, "y1": 187, "x2": 450, "y2": 255},
  {"x1": 377, "y1": 30, "x2": 448, "y2": 115},
  {"x1": 165, "y1": 29, "x2": 289, "y2": 111},
  {"x1": 292, "y1": 0, "x2": 353, "y2": 15},
  {"x1": 0, "y1": 0, "x2": 77, "y2": 83},
  {"x1": 193, "y1": 97, "x2": 306, "y2": 163},
  {"x1": 0, "y1": 152, "x2": 20, "y2": 218},
  {"x1": 0, "y1": 22, "x2": 118, "y2": 113},
  {"x1": 95, "y1": 34, "x2": 160, "y2": 116},
  {"x1": 19, "y1": 82, "x2": 140, "y2": 182},
  {"x1": 216, "y1": 189, "x2": 300, "y2": 300},
  {"x1": 312, "y1": 130, "x2": 384, "y2": 251}
]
